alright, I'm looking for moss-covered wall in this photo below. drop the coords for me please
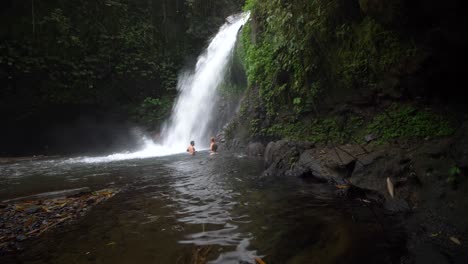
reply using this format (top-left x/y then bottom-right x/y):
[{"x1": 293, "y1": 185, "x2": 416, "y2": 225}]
[{"x1": 232, "y1": 0, "x2": 467, "y2": 145}]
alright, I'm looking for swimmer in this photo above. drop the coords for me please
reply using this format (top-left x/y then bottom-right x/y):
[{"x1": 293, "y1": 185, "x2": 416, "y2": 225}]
[
  {"x1": 187, "y1": 140, "x2": 196, "y2": 155},
  {"x1": 209, "y1": 137, "x2": 218, "y2": 155}
]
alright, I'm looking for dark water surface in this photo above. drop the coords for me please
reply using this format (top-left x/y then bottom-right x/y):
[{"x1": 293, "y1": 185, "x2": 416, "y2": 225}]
[{"x1": 0, "y1": 152, "x2": 403, "y2": 264}]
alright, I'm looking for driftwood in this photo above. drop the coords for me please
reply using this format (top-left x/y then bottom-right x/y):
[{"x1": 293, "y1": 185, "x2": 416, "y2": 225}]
[{"x1": 0, "y1": 188, "x2": 118, "y2": 252}]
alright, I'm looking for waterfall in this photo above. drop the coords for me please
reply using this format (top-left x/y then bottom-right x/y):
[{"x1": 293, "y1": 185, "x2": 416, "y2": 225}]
[
  {"x1": 70, "y1": 12, "x2": 249, "y2": 163},
  {"x1": 160, "y1": 12, "x2": 250, "y2": 151}
]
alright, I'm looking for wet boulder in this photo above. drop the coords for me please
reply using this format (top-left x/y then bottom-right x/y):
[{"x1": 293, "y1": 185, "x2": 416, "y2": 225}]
[
  {"x1": 264, "y1": 140, "x2": 314, "y2": 177},
  {"x1": 286, "y1": 150, "x2": 329, "y2": 182},
  {"x1": 263, "y1": 140, "x2": 314, "y2": 177},
  {"x1": 264, "y1": 140, "x2": 313, "y2": 166},
  {"x1": 287, "y1": 149, "x2": 350, "y2": 184},
  {"x1": 350, "y1": 147, "x2": 410, "y2": 199},
  {"x1": 246, "y1": 142, "x2": 265, "y2": 157}
]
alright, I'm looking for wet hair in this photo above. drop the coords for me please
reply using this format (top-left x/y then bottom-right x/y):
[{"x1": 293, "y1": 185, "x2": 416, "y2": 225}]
[
  {"x1": 212, "y1": 143, "x2": 218, "y2": 152},
  {"x1": 211, "y1": 137, "x2": 215, "y2": 142},
  {"x1": 190, "y1": 140, "x2": 195, "y2": 146}
]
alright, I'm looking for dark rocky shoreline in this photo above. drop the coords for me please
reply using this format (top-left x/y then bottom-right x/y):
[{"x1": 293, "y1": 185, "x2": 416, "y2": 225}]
[{"x1": 239, "y1": 135, "x2": 468, "y2": 263}]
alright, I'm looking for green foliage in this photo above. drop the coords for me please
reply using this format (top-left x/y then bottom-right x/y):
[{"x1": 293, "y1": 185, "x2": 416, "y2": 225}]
[
  {"x1": 185, "y1": 0, "x2": 244, "y2": 43},
  {"x1": 2, "y1": 1, "x2": 165, "y2": 108},
  {"x1": 243, "y1": 102, "x2": 455, "y2": 145},
  {"x1": 218, "y1": 82, "x2": 246, "y2": 97},
  {"x1": 221, "y1": 41, "x2": 248, "y2": 97},
  {"x1": 224, "y1": 120, "x2": 239, "y2": 140},
  {"x1": 240, "y1": 0, "x2": 343, "y2": 117},
  {"x1": 447, "y1": 165, "x2": 462, "y2": 188},
  {"x1": 243, "y1": 0, "x2": 256, "y2": 11},
  {"x1": 249, "y1": 118, "x2": 261, "y2": 136},
  {"x1": 132, "y1": 97, "x2": 172, "y2": 130},
  {"x1": 1, "y1": 0, "x2": 243, "y2": 128},
  {"x1": 249, "y1": 115, "x2": 364, "y2": 144},
  {"x1": 449, "y1": 166, "x2": 461, "y2": 177},
  {"x1": 366, "y1": 104, "x2": 456, "y2": 140},
  {"x1": 241, "y1": 0, "x2": 417, "y2": 122},
  {"x1": 332, "y1": 18, "x2": 416, "y2": 91}
]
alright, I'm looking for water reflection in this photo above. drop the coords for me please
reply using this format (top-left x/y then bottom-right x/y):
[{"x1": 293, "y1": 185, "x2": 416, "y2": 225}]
[{"x1": 0, "y1": 152, "x2": 404, "y2": 264}]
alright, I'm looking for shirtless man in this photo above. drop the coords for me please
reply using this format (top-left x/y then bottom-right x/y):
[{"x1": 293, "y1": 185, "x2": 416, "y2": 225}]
[
  {"x1": 187, "y1": 140, "x2": 196, "y2": 155},
  {"x1": 210, "y1": 137, "x2": 218, "y2": 154}
]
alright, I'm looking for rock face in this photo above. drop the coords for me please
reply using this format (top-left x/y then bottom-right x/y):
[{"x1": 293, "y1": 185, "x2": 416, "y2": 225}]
[
  {"x1": 263, "y1": 141, "x2": 366, "y2": 184},
  {"x1": 261, "y1": 136, "x2": 468, "y2": 263},
  {"x1": 246, "y1": 142, "x2": 265, "y2": 157},
  {"x1": 263, "y1": 140, "x2": 313, "y2": 177},
  {"x1": 261, "y1": 138, "x2": 457, "y2": 213}
]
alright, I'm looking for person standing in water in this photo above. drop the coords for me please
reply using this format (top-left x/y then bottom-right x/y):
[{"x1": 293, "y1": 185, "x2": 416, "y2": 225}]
[
  {"x1": 187, "y1": 140, "x2": 196, "y2": 155},
  {"x1": 210, "y1": 137, "x2": 218, "y2": 154}
]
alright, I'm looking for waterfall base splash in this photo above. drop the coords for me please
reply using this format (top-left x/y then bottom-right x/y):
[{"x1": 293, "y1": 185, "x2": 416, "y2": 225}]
[{"x1": 69, "y1": 12, "x2": 249, "y2": 163}]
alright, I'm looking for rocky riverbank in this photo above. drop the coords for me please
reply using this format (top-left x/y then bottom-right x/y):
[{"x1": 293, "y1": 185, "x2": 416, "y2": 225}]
[{"x1": 240, "y1": 135, "x2": 468, "y2": 263}]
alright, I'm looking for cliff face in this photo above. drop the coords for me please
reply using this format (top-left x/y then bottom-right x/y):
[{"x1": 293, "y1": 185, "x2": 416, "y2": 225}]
[{"x1": 227, "y1": 0, "x2": 467, "y2": 146}]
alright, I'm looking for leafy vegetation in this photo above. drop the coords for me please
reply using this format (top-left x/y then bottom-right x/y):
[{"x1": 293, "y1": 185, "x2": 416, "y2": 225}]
[
  {"x1": 447, "y1": 165, "x2": 462, "y2": 188},
  {"x1": 1, "y1": 0, "x2": 243, "y2": 130},
  {"x1": 131, "y1": 97, "x2": 173, "y2": 130},
  {"x1": 366, "y1": 104, "x2": 456, "y2": 140},
  {"x1": 245, "y1": 103, "x2": 456, "y2": 145},
  {"x1": 259, "y1": 115, "x2": 364, "y2": 144},
  {"x1": 332, "y1": 17, "x2": 417, "y2": 92},
  {"x1": 240, "y1": 0, "x2": 415, "y2": 118},
  {"x1": 233, "y1": 0, "x2": 461, "y2": 145}
]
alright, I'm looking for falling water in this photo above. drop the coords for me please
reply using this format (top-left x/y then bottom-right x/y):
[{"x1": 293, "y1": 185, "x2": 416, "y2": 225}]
[
  {"x1": 160, "y1": 12, "x2": 249, "y2": 151},
  {"x1": 68, "y1": 13, "x2": 249, "y2": 163}
]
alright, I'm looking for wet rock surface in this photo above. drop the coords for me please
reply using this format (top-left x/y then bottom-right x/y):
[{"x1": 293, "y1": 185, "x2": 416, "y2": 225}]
[
  {"x1": 245, "y1": 142, "x2": 265, "y2": 157},
  {"x1": 263, "y1": 140, "x2": 314, "y2": 177},
  {"x1": 261, "y1": 137, "x2": 468, "y2": 263},
  {"x1": 0, "y1": 188, "x2": 119, "y2": 254}
]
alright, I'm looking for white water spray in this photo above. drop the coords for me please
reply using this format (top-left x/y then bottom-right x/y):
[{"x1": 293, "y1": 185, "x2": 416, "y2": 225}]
[
  {"x1": 69, "y1": 13, "x2": 249, "y2": 163},
  {"x1": 160, "y1": 12, "x2": 249, "y2": 151}
]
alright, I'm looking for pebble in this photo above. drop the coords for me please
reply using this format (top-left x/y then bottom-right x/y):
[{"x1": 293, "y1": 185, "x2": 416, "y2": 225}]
[
  {"x1": 25, "y1": 206, "x2": 41, "y2": 214},
  {"x1": 16, "y1": 235, "x2": 27, "y2": 242}
]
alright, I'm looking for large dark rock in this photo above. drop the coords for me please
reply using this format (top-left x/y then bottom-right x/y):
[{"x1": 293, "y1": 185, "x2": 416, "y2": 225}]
[
  {"x1": 319, "y1": 145, "x2": 366, "y2": 179},
  {"x1": 350, "y1": 147, "x2": 412, "y2": 200},
  {"x1": 264, "y1": 140, "x2": 288, "y2": 166},
  {"x1": 246, "y1": 142, "x2": 265, "y2": 157},
  {"x1": 263, "y1": 140, "x2": 313, "y2": 177},
  {"x1": 262, "y1": 140, "x2": 350, "y2": 184},
  {"x1": 383, "y1": 198, "x2": 411, "y2": 214},
  {"x1": 285, "y1": 149, "x2": 346, "y2": 184}
]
